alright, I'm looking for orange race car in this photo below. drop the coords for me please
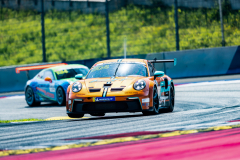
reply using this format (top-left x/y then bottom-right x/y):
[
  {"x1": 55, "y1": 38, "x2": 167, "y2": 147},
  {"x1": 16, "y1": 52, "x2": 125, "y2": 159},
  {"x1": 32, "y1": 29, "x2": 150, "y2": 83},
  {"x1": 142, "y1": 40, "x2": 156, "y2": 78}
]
[{"x1": 66, "y1": 58, "x2": 176, "y2": 118}]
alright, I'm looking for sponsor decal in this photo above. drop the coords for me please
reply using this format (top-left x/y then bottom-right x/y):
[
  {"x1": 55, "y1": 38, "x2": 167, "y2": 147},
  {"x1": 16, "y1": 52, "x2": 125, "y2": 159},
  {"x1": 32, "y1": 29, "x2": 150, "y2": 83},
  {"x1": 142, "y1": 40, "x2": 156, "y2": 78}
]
[
  {"x1": 93, "y1": 97, "x2": 115, "y2": 102},
  {"x1": 77, "y1": 94, "x2": 85, "y2": 96},
  {"x1": 142, "y1": 103, "x2": 149, "y2": 106},
  {"x1": 90, "y1": 78, "x2": 133, "y2": 83},
  {"x1": 90, "y1": 79, "x2": 111, "y2": 83},
  {"x1": 142, "y1": 98, "x2": 150, "y2": 103},
  {"x1": 55, "y1": 69, "x2": 69, "y2": 75},
  {"x1": 91, "y1": 65, "x2": 110, "y2": 72},
  {"x1": 36, "y1": 87, "x2": 55, "y2": 99},
  {"x1": 49, "y1": 83, "x2": 55, "y2": 92},
  {"x1": 125, "y1": 92, "x2": 138, "y2": 94}
]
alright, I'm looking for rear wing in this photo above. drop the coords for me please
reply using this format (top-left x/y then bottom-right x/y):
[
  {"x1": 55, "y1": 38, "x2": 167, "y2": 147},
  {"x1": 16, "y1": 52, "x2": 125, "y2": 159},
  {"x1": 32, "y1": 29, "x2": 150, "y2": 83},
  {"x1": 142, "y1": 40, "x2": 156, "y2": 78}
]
[
  {"x1": 148, "y1": 58, "x2": 177, "y2": 66},
  {"x1": 15, "y1": 63, "x2": 67, "y2": 79},
  {"x1": 15, "y1": 63, "x2": 67, "y2": 73}
]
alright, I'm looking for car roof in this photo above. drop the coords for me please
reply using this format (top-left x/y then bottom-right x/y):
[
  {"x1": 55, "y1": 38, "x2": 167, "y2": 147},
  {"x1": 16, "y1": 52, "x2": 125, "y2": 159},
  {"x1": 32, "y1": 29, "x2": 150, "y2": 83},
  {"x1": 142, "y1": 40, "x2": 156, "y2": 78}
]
[{"x1": 94, "y1": 59, "x2": 147, "y2": 65}]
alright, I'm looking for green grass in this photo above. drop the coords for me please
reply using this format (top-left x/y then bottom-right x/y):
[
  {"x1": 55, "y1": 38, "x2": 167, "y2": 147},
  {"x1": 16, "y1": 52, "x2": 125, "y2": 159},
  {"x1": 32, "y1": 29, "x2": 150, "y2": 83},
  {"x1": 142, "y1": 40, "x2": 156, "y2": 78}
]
[
  {"x1": 0, "y1": 4, "x2": 240, "y2": 67},
  {"x1": 0, "y1": 118, "x2": 45, "y2": 123}
]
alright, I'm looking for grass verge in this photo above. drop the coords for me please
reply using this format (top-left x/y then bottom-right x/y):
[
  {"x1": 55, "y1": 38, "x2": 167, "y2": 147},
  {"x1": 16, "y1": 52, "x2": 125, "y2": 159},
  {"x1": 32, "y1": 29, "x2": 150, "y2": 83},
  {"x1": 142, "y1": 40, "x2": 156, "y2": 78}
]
[{"x1": 0, "y1": 118, "x2": 45, "y2": 123}]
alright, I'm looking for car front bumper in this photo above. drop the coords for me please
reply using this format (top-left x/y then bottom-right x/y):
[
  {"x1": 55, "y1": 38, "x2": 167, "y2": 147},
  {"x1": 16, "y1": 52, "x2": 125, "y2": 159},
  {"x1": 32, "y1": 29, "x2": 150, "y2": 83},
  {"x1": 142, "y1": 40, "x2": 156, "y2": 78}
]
[{"x1": 67, "y1": 96, "x2": 151, "y2": 114}]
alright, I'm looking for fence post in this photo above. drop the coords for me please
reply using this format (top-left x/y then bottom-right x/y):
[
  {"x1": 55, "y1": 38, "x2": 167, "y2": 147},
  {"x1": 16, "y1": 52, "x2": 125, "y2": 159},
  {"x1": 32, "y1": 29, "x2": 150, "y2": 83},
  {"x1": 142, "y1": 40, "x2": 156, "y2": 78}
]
[
  {"x1": 1, "y1": 1, "x2": 3, "y2": 21},
  {"x1": 41, "y1": 0, "x2": 46, "y2": 62},
  {"x1": 105, "y1": 0, "x2": 111, "y2": 58},
  {"x1": 218, "y1": 0, "x2": 225, "y2": 46},
  {"x1": 69, "y1": 0, "x2": 72, "y2": 21},
  {"x1": 174, "y1": 0, "x2": 180, "y2": 51}
]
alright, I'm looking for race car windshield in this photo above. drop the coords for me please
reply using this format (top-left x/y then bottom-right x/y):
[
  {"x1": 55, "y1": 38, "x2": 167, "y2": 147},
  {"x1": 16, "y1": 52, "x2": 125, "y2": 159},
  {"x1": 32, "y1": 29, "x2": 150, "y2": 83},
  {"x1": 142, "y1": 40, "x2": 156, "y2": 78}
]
[
  {"x1": 86, "y1": 63, "x2": 119, "y2": 79},
  {"x1": 55, "y1": 68, "x2": 89, "y2": 80},
  {"x1": 116, "y1": 63, "x2": 147, "y2": 77},
  {"x1": 86, "y1": 63, "x2": 147, "y2": 79}
]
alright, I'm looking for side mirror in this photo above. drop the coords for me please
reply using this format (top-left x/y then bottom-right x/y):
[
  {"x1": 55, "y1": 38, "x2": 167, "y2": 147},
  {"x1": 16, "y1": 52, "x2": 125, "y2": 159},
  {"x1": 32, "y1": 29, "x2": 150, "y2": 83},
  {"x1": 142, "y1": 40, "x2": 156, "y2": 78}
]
[
  {"x1": 44, "y1": 77, "x2": 52, "y2": 83},
  {"x1": 75, "y1": 74, "x2": 83, "y2": 80},
  {"x1": 154, "y1": 71, "x2": 164, "y2": 79}
]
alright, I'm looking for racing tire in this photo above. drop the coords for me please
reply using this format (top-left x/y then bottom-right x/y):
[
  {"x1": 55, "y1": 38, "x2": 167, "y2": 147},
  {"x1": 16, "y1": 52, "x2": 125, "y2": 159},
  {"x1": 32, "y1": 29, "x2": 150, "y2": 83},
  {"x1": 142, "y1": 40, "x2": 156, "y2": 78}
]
[
  {"x1": 56, "y1": 87, "x2": 66, "y2": 106},
  {"x1": 165, "y1": 85, "x2": 175, "y2": 112},
  {"x1": 25, "y1": 87, "x2": 40, "y2": 107},
  {"x1": 142, "y1": 87, "x2": 159, "y2": 115},
  {"x1": 67, "y1": 113, "x2": 84, "y2": 118},
  {"x1": 90, "y1": 113, "x2": 105, "y2": 116}
]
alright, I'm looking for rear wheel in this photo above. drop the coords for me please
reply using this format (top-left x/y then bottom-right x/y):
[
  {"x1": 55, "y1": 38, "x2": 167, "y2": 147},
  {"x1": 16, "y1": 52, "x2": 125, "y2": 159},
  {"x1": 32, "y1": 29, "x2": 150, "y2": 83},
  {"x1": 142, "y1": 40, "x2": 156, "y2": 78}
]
[
  {"x1": 67, "y1": 113, "x2": 84, "y2": 118},
  {"x1": 142, "y1": 87, "x2": 159, "y2": 115},
  {"x1": 166, "y1": 85, "x2": 175, "y2": 112},
  {"x1": 25, "y1": 87, "x2": 40, "y2": 106},
  {"x1": 56, "y1": 87, "x2": 66, "y2": 106},
  {"x1": 90, "y1": 113, "x2": 105, "y2": 116}
]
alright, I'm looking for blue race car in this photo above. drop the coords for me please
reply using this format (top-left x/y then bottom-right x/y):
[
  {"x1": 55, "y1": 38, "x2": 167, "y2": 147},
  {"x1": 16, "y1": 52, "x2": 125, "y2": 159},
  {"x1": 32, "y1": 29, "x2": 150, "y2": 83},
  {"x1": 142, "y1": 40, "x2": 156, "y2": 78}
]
[{"x1": 23, "y1": 64, "x2": 89, "y2": 106}]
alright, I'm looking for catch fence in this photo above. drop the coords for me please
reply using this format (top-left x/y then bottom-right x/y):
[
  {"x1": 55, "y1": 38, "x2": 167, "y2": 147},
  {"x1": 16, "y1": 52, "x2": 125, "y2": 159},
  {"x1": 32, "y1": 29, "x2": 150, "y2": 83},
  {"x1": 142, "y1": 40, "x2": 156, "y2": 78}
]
[{"x1": 0, "y1": 0, "x2": 239, "y2": 66}]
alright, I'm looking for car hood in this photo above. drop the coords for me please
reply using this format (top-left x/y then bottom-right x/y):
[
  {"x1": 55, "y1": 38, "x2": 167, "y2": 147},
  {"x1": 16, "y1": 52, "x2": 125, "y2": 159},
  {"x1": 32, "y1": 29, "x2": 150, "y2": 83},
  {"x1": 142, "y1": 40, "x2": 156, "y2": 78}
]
[{"x1": 84, "y1": 76, "x2": 144, "y2": 90}]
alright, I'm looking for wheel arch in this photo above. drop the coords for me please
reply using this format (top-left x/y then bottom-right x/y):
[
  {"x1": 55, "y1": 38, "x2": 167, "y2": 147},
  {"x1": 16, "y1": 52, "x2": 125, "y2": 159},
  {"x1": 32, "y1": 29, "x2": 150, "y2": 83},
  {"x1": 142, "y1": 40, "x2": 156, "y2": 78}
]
[
  {"x1": 25, "y1": 85, "x2": 30, "y2": 92},
  {"x1": 25, "y1": 85, "x2": 38, "y2": 100},
  {"x1": 56, "y1": 85, "x2": 66, "y2": 106}
]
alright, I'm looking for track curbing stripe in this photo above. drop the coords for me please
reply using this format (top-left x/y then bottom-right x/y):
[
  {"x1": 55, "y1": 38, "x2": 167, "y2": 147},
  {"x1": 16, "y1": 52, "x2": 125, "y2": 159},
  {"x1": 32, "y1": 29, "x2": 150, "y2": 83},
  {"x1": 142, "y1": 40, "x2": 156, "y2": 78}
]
[{"x1": 1, "y1": 123, "x2": 240, "y2": 157}]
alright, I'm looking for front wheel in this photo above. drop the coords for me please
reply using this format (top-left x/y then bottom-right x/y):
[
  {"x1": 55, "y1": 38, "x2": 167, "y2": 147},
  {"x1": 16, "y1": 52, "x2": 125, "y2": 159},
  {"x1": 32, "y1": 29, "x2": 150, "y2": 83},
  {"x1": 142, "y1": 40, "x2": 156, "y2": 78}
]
[
  {"x1": 67, "y1": 113, "x2": 84, "y2": 118},
  {"x1": 56, "y1": 87, "x2": 66, "y2": 106},
  {"x1": 25, "y1": 87, "x2": 40, "y2": 107}
]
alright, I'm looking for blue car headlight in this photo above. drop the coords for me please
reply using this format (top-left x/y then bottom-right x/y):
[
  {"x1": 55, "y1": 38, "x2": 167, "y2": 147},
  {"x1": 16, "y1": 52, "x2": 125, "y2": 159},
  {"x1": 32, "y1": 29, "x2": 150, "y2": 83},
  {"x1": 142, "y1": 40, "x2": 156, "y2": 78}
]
[
  {"x1": 72, "y1": 82, "x2": 82, "y2": 93},
  {"x1": 133, "y1": 80, "x2": 146, "y2": 91}
]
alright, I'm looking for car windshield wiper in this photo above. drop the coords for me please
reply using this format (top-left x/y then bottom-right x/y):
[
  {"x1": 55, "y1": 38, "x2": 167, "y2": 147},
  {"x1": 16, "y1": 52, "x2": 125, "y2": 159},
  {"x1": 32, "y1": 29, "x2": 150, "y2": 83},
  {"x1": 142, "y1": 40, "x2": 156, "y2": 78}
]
[{"x1": 113, "y1": 63, "x2": 121, "y2": 77}]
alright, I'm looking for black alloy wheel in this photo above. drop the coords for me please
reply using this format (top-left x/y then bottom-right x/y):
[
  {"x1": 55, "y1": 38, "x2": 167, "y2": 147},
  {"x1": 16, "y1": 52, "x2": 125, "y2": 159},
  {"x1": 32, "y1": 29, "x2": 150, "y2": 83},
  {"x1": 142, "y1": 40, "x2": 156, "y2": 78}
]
[
  {"x1": 67, "y1": 113, "x2": 85, "y2": 118},
  {"x1": 166, "y1": 85, "x2": 175, "y2": 112},
  {"x1": 25, "y1": 87, "x2": 40, "y2": 106},
  {"x1": 142, "y1": 87, "x2": 159, "y2": 115},
  {"x1": 56, "y1": 87, "x2": 66, "y2": 106},
  {"x1": 90, "y1": 113, "x2": 106, "y2": 116}
]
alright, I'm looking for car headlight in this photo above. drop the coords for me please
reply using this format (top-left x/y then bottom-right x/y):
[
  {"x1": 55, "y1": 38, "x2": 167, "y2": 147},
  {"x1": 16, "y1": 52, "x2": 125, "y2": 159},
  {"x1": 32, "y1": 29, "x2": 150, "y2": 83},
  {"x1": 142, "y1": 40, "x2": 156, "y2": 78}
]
[
  {"x1": 133, "y1": 80, "x2": 146, "y2": 90},
  {"x1": 72, "y1": 82, "x2": 82, "y2": 93}
]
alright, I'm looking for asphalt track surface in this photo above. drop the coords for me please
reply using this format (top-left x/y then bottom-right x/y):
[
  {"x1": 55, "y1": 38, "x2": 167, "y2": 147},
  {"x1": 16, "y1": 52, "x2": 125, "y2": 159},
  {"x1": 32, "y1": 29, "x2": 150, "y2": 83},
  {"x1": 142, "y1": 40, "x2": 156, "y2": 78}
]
[{"x1": 1, "y1": 75, "x2": 240, "y2": 159}]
